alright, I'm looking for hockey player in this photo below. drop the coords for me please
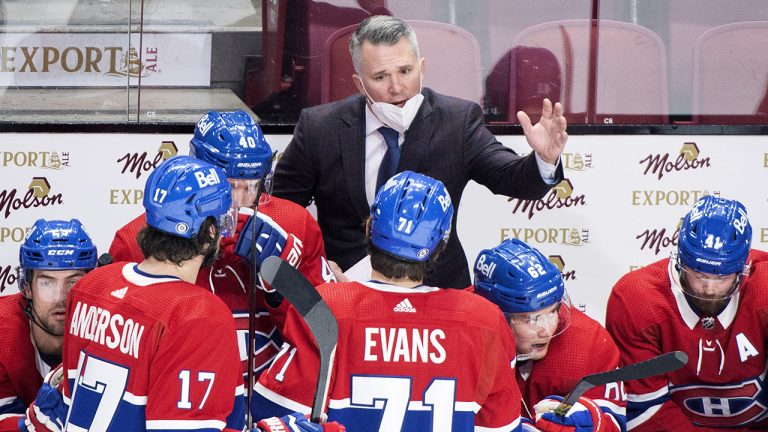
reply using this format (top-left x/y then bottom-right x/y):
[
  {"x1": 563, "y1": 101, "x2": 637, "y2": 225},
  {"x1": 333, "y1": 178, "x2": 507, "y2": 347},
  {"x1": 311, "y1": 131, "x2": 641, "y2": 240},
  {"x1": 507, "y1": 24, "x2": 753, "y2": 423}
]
[
  {"x1": 0, "y1": 219, "x2": 96, "y2": 431},
  {"x1": 606, "y1": 195, "x2": 768, "y2": 431},
  {"x1": 252, "y1": 170, "x2": 524, "y2": 431},
  {"x1": 474, "y1": 238, "x2": 626, "y2": 432},
  {"x1": 24, "y1": 156, "x2": 246, "y2": 432},
  {"x1": 109, "y1": 110, "x2": 336, "y2": 381}
]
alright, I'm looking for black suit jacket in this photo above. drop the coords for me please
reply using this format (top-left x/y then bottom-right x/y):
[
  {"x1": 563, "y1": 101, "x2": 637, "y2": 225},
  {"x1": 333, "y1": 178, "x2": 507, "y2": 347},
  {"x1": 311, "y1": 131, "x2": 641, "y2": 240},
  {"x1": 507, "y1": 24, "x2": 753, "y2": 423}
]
[{"x1": 273, "y1": 88, "x2": 562, "y2": 288}]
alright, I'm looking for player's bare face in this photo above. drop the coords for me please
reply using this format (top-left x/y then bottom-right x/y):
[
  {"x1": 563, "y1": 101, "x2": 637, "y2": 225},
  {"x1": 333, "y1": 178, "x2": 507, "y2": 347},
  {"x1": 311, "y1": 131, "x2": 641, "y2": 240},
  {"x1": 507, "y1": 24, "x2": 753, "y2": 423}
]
[
  {"x1": 509, "y1": 303, "x2": 560, "y2": 361},
  {"x1": 681, "y1": 266, "x2": 738, "y2": 315},
  {"x1": 30, "y1": 269, "x2": 84, "y2": 335},
  {"x1": 354, "y1": 38, "x2": 423, "y2": 106}
]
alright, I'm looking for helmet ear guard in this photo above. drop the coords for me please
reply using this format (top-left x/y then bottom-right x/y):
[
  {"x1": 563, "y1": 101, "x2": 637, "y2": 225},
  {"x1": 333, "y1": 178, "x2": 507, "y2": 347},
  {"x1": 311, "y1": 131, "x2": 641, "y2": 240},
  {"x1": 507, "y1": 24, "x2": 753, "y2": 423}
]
[{"x1": 369, "y1": 171, "x2": 453, "y2": 263}]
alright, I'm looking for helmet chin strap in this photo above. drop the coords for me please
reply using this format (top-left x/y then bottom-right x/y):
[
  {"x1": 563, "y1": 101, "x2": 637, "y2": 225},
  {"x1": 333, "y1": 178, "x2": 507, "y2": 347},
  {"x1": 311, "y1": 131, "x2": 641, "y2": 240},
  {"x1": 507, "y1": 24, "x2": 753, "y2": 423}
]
[
  {"x1": 22, "y1": 297, "x2": 60, "y2": 338},
  {"x1": 516, "y1": 352, "x2": 536, "y2": 362}
]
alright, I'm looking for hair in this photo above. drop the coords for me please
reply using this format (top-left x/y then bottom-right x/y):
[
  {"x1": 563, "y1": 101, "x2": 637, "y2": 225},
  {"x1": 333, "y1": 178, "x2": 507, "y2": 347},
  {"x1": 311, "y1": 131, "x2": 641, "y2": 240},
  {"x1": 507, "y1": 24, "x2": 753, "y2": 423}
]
[
  {"x1": 365, "y1": 218, "x2": 446, "y2": 282},
  {"x1": 138, "y1": 217, "x2": 219, "y2": 266},
  {"x1": 349, "y1": 15, "x2": 420, "y2": 74}
]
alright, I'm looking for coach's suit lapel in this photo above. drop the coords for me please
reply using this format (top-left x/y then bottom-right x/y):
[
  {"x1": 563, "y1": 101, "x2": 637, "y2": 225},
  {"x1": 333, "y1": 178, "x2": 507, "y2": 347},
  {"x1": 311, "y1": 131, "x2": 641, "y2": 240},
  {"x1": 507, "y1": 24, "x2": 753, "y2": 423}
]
[
  {"x1": 339, "y1": 96, "x2": 371, "y2": 219},
  {"x1": 399, "y1": 94, "x2": 434, "y2": 173}
]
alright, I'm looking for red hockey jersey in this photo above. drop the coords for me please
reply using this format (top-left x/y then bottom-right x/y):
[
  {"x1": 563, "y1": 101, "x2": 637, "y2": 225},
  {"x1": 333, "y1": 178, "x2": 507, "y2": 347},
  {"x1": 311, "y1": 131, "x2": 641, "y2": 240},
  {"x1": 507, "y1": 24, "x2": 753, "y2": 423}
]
[
  {"x1": 58, "y1": 263, "x2": 245, "y2": 432},
  {"x1": 253, "y1": 281, "x2": 523, "y2": 431},
  {"x1": 0, "y1": 294, "x2": 47, "y2": 431},
  {"x1": 109, "y1": 197, "x2": 334, "y2": 376},
  {"x1": 516, "y1": 308, "x2": 625, "y2": 430},
  {"x1": 607, "y1": 250, "x2": 768, "y2": 431}
]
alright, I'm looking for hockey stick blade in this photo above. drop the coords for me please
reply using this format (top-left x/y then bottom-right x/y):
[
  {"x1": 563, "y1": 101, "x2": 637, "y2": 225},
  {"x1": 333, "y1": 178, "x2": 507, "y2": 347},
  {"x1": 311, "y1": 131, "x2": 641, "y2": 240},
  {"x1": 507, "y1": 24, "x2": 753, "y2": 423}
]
[
  {"x1": 554, "y1": 350, "x2": 688, "y2": 416},
  {"x1": 260, "y1": 255, "x2": 339, "y2": 423}
]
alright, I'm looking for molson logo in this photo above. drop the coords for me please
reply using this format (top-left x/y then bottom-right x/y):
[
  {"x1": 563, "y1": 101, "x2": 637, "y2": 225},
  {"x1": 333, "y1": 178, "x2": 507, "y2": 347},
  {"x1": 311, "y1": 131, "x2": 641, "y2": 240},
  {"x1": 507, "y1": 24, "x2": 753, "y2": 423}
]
[
  {"x1": 0, "y1": 265, "x2": 18, "y2": 294},
  {"x1": 508, "y1": 179, "x2": 587, "y2": 219},
  {"x1": 1, "y1": 151, "x2": 70, "y2": 169},
  {"x1": 500, "y1": 227, "x2": 589, "y2": 246},
  {"x1": 0, "y1": 177, "x2": 63, "y2": 219},
  {"x1": 0, "y1": 45, "x2": 158, "y2": 78},
  {"x1": 639, "y1": 142, "x2": 711, "y2": 180},
  {"x1": 548, "y1": 255, "x2": 576, "y2": 281},
  {"x1": 562, "y1": 152, "x2": 593, "y2": 171},
  {"x1": 636, "y1": 218, "x2": 683, "y2": 256},
  {"x1": 117, "y1": 141, "x2": 177, "y2": 179}
]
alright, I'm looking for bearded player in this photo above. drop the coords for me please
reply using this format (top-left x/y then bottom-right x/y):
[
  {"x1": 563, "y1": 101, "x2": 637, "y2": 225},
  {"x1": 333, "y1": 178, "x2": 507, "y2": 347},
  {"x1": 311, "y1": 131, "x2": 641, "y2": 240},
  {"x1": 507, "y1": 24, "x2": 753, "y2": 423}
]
[
  {"x1": 0, "y1": 219, "x2": 97, "y2": 431},
  {"x1": 607, "y1": 195, "x2": 768, "y2": 431}
]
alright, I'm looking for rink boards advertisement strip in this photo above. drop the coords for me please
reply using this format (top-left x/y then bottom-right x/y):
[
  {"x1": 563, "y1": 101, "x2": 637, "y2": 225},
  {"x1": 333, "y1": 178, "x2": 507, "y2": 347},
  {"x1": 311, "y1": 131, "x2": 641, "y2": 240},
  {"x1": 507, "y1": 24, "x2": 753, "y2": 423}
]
[
  {"x1": 0, "y1": 133, "x2": 765, "y2": 324},
  {"x1": 0, "y1": 33, "x2": 212, "y2": 87}
]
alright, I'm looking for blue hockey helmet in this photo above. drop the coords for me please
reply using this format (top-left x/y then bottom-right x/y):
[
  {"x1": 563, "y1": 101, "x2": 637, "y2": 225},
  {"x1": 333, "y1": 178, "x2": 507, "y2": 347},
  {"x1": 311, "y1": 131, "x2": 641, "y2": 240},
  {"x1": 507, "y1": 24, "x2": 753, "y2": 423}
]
[
  {"x1": 19, "y1": 218, "x2": 97, "y2": 271},
  {"x1": 189, "y1": 110, "x2": 272, "y2": 180},
  {"x1": 370, "y1": 171, "x2": 453, "y2": 262},
  {"x1": 473, "y1": 238, "x2": 564, "y2": 314},
  {"x1": 143, "y1": 155, "x2": 234, "y2": 238},
  {"x1": 678, "y1": 195, "x2": 751, "y2": 276}
]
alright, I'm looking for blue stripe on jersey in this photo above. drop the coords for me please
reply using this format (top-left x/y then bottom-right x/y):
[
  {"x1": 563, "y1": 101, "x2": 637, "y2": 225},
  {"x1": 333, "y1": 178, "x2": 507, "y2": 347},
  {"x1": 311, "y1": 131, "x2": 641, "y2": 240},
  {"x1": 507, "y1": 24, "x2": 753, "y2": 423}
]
[
  {"x1": 251, "y1": 391, "x2": 296, "y2": 421},
  {"x1": 226, "y1": 393, "x2": 246, "y2": 431},
  {"x1": 600, "y1": 406, "x2": 627, "y2": 432},
  {"x1": 627, "y1": 393, "x2": 668, "y2": 423},
  {"x1": 0, "y1": 397, "x2": 25, "y2": 415},
  {"x1": 327, "y1": 406, "x2": 475, "y2": 431}
]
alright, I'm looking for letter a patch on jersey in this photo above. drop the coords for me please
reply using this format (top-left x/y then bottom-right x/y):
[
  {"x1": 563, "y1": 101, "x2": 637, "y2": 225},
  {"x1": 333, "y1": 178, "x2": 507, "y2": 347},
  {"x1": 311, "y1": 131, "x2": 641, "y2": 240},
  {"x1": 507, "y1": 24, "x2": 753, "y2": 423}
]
[{"x1": 736, "y1": 333, "x2": 759, "y2": 362}]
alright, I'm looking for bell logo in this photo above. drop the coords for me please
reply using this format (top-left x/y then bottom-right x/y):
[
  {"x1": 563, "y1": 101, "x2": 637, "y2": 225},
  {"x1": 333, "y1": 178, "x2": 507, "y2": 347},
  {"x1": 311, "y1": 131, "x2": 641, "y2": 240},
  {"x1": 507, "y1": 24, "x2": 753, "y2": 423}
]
[
  {"x1": 438, "y1": 193, "x2": 451, "y2": 212},
  {"x1": 475, "y1": 254, "x2": 497, "y2": 279},
  {"x1": 196, "y1": 114, "x2": 216, "y2": 136},
  {"x1": 195, "y1": 168, "x2": 221, "y2": 188}
]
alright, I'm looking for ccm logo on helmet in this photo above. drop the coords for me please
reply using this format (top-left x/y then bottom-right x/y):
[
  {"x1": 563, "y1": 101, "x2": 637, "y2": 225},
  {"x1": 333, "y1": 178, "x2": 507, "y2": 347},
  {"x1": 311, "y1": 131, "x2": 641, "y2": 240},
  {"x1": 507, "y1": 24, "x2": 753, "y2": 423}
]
[
  {"x1": 475, "y1": 254, "x2": 497, "y2": 279},
  {"x1": 48, "y1": 249, "x2": 74, "y2": 256},
  {"x1": 194, "y1": 168, "x2": 222, "y2": 188}
]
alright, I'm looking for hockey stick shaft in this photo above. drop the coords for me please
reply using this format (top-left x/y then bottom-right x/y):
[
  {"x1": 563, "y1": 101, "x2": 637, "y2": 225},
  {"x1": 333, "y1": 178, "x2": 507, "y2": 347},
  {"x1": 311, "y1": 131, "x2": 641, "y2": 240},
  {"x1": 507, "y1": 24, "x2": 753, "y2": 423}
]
[
  {"x1": 260, "y1": 255, "x2": 339, "y2": 423},
  {"x1": 246, "y1": 161, "x2": 273, "y2": 430},
  {"x1": 554, "y1": 350, "x2": 688, "y2": 416}
]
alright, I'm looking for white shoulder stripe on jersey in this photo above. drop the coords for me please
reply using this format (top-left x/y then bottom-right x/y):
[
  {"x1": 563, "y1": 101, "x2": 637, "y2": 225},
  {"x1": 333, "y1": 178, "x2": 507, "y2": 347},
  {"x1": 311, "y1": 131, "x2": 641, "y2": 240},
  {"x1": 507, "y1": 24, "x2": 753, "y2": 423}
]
[
  {"x1": 475, "y1": 416, "x2": 520, "y2": 431},
  {"x1": 0, "y1": 396, "x2": 17, "y2": 407},
  {"x1": 254, "y1": 381, "x2": 311, "y2": 414},
  {"x1": 145, "y1": 419, "x2": 226, "y2": 430},
  {"x1": 626, "y1": 385, "x2": 668, "y2": 403},
  {"x1": 627, "y1": 404, "x2": 662, "y2": 430},
  {"x1": 594, "y1": 399, "x2": 626, "y2": 416},
  {"x1": 123, "y1": 391, "x2": 148, "y2": 405},
  {"x1": 235, "y1": 383, "x2": 245, "y2": 396}
]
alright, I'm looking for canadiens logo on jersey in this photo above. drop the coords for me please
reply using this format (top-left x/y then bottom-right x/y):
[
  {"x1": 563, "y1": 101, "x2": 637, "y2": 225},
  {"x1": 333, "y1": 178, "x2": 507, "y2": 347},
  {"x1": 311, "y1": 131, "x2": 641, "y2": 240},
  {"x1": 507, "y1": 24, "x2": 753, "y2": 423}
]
[{"x1": 669, "y1": 372, "x2": 768, "y2": 427}]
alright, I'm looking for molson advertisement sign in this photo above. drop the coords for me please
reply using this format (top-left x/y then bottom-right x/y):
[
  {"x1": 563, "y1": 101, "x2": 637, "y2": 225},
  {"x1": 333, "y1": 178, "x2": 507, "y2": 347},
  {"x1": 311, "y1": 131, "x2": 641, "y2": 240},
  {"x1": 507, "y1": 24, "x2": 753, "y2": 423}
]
[{"x1": 0, "y1": 33, "x2": 211, "y2": 86}]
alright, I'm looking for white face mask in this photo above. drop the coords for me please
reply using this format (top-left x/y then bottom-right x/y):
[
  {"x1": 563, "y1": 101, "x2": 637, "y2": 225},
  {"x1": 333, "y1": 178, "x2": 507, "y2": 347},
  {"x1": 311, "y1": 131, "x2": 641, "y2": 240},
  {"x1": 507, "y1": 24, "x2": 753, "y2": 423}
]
[{"x1": 361, "y1": 78, "x2": 424, "y2": 134}]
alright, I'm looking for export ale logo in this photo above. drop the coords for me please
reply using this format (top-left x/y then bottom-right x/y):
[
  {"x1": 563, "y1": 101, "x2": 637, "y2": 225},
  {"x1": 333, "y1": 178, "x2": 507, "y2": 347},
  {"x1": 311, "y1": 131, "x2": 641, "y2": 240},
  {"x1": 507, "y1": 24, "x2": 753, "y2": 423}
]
[
  {"x1": 1, "y1": 150, "x2": 70, "y2": 169},
  {"x1": 508, "y1": 178, "x2": 586, "y2": 219}
]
